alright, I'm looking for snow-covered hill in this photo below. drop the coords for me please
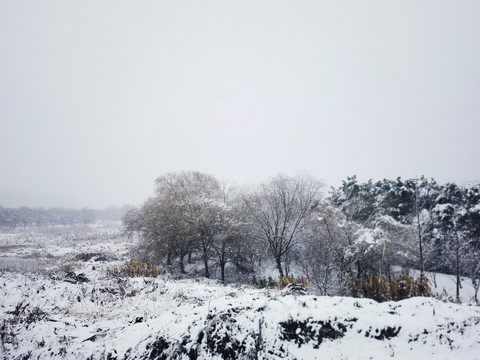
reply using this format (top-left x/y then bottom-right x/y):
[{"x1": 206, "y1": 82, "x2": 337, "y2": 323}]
[
  {"x1": 1, "y1": 268, "x2": 479, "y2": 359},
  {"x1": 1, "y1": 225, "x2": 479, "y2": 359}
]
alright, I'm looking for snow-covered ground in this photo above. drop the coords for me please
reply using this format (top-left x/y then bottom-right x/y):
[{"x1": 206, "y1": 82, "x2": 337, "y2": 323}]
[
  {"x1": 0, "y1": 223, "x2": 128, "y2": 262},
  {"x1": 388, "y1": 265, "x2": 477, "y2": 304},
  {"x1": 413, "y1": 269, "x2": 477, "y2": 304},
  {"x1": 1, "y1": 224, "x2": 479, "y2": 359}
]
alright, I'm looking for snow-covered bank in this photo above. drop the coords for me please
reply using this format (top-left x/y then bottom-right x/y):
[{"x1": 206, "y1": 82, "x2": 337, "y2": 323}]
[
  {"x1": 1, "y1": 225, "x2": 479, "y2": 359},
  {"x1": 1, "y1": 268, "x2": 479, "y2": 360}
]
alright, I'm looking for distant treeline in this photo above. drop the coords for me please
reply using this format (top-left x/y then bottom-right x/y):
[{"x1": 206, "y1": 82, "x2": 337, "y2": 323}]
[{"x1": 0, "y1": 205, "x2": 133, "y2": 228}]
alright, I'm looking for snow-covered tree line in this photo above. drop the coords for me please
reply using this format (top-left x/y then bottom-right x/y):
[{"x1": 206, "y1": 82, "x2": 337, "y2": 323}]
[
  {"x1": 330, "y1": 176, "x2": 480, "y2": 301},
  {"x1": 0, "y1": 205, "x2": 132, "y2": 228},
  {"x1": 123, "y1": 172, "x2": 480, "y2": 300}
]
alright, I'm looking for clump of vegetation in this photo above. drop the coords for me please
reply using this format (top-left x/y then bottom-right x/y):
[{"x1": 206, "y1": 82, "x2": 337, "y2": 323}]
[
  {"x1": 390, "y1": 273, "x2": 432, "y2": 300},
  {"x1": 434, "y1": 287, "x2": 453, "y2": 302},
  {"x1": 348, "y1": 273, "x2": 432, "y2": 302},
  {"x1": 106, "y1": 260, "x2": 166, "y2": 278},
  {"x1": 277, "y1": 275, "x2": 308, "y2": 290},
  {"x1": 361, "y1": 274, "x2": 392, "y2": 302}
]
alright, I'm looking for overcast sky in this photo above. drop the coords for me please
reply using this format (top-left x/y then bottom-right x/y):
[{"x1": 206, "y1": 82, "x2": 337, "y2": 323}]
[{"x1": 1, "y1": 1, "x2": 479, "y2": 208}]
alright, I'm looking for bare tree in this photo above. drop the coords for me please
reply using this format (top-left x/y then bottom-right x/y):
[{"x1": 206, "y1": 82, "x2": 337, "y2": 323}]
[
  {"x1": 243, "y1": 174, "x2": 322, "y2": 277},
  {"x1": 123, "y1": 198, "x2": 175, "y2": 266},
  {"x1": 301, "y1": 201, "x2": 349, "y2": 295},
  {"x1": 155, "y1": 171, "x2": 223, "y2": 275}
]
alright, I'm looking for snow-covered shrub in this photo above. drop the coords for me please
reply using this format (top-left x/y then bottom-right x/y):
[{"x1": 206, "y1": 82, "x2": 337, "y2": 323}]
[
  {"x1": 414, "y1": 273, "x2": 432, "y2": 297},
  {"x1": 277, "y1": 275, "x2": 308, "y2": 290},
  {"x1": 346, "y1": 274, "x2": 362, "y2": 298},
  {"x1": 106, "y1": 260, "x2": 166, "y2": 278},
  {"x1": 390, "y1": 273, "x2": 432, "y2": 301},
  {"x1": 349, "y1": 272, "x2": 432, "y2": 302},
  {"x1": 390, "y1": 273, "x2": 415, "y2": 301},
  {"x1": 361, "y1": 274, "x2": 392, "y2": 302}
]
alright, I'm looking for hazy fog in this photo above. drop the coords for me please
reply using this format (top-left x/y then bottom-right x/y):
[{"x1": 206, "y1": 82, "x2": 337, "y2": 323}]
[{"x1": 1, "y1": 1, "x2": 479, "y2": 208}]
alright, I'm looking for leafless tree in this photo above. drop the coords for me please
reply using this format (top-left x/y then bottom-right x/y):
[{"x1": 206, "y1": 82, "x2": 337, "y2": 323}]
[
  {"x1": 243, "y1": 174, "x2": 322, "y2": 277},
  {"x1": 301, "y1": 201, "x2": 349, "y2": 295},
  {"x1": 155, "y1": 171, "x2": 223, "y2": 275}
]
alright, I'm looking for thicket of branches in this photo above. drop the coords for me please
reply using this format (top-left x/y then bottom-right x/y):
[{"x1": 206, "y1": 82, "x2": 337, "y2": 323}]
[{"x1": 124, "y1": 172, "x2": 480, "y2": 302}]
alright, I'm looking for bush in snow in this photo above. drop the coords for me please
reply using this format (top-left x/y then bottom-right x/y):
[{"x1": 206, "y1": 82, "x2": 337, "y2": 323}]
[
  {"x1": 348, "y1": 273, "x2": 432, "y2": 302},
  {"x1": 277, "y1": 275, "x2": 308, "y2": 290},
  {"x1": 360, "y1": 273, "x2": 392, "y2": 302},
  {"x1": 106, "y1": 259, "x2": 166, "y2": 278}
]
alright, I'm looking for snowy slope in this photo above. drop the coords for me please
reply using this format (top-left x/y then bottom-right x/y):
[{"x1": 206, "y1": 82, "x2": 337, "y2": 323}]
[
  {"x1": 1, "y1": 269, "x2": 479, "y2": 360},
  {"x1": 412, "y1": 269, "x2": 478, "y2": 303},
  {"x1": 1, "y1": 225, "x2": 480, "y2": 359}
]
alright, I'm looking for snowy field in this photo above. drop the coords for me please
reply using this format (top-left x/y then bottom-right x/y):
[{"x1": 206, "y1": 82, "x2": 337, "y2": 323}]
[{"x1": 1, "y1": 224, "x2": 479, "y2": 359}]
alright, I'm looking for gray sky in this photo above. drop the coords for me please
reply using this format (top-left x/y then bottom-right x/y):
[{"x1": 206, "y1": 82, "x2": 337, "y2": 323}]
[{"x1": 1, "y1": 1, "x2": 479, "y2": 208}]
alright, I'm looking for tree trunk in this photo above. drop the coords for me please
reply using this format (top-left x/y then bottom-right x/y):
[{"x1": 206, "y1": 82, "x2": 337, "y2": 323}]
[
  {"x1": 221, "y1": 241, "x2": 227, "y2": 283},
  {"x1": 356, "y1": 261, "x2": 362, "y2": 279},
  {"x1": 455, "y1": 229, "x2": 461, "y2": 303},
  {"x1": 201, "y1": 235, "x2": 210, "y2": 278},
  {"x1": 204, "y1": 253, "x2": 210, "y2": 278},
  {"x1": 220, "y1": 263, "x2": 225, "y2": 283},
  {"x1": 473, "y1": 279, "x2": 479, "y2": 303},
  {"x1": 276, "y1": 257, "x2": 284, "y2": 278},
  {"x1": 167, "y1": 238, "x2": 174, "y2": 265},
  {"x1": 418, "y1": 215, "x2": 424, "y2": 274},
  {"x1": 415, "y1": 180, "x2": 425, "y2": 274},
  {"x1": 179, "y1": 251, "x2": 186, "y2": 274}
]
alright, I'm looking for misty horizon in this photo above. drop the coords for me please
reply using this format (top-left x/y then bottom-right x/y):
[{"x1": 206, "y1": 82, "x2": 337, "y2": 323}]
[
  {"x1": 1, "y1": 172, "x2": 480, "y2": 209},
  {"x1": 1, "y1": 1, "x2": 479, "y2": 209}
]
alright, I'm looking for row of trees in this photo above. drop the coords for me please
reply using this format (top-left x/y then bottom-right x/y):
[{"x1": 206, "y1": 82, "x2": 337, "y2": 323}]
[
  {"x1": 0, "y1": 205, "x2": 132, "y2": 229},
  {"x1": 331, "y1": 176, "x2": 480, "y2": 301},
  {"x1": 123, "y1": 172, "x2": 480, "y2": 302},
  {"x1": 124, "y1": 172, "x2": 244, "y2": 282}
]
